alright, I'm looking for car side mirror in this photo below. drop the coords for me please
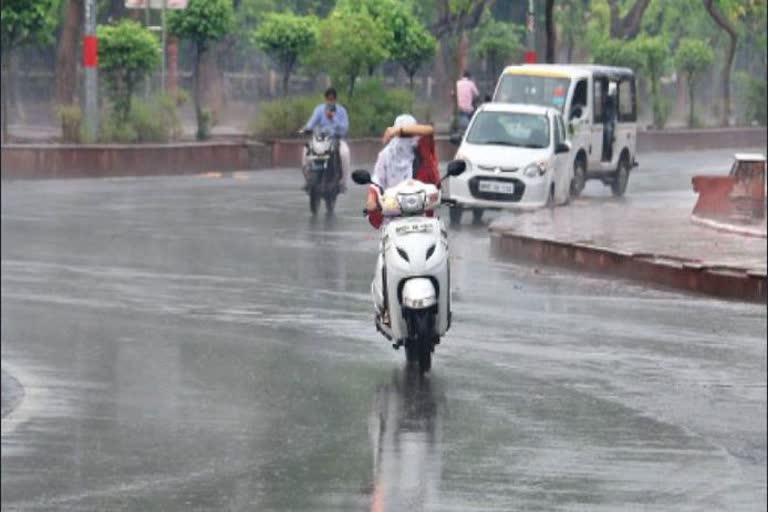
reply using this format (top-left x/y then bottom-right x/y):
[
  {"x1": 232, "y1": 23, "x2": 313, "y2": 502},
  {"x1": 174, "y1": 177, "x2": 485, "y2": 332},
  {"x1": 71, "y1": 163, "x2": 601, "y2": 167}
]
[
  {"x1": 570, "y1": 107, "x2": 583, "y2": 121},
  {"x1": 351, "y1": 169, "x2": 372, "y2": 185},
  {"x1": 446, "y1": 160, "x2": 466, "y2": 177},
  {"x1": 555, "y1": 141, "x2": 571, "y2": 154},
  {"x1": 449, "y1": 132, "x2": 463, "y2": 146}
]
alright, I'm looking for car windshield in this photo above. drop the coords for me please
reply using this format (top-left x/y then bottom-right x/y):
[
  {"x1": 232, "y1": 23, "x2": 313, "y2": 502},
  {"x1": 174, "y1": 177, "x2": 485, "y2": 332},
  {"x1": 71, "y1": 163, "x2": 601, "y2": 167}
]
[
  {"x1": 495, "y1": 74, "x2": 571, "y2": 112},
  {"x1": 465, "y1": 111, "x2": 551, "y2": 149}
]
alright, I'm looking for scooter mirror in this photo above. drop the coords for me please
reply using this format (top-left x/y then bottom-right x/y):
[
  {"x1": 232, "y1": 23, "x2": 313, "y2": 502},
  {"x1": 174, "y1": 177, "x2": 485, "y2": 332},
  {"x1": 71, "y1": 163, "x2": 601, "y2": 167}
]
[
  {"x1": 351, "y1": 169, "x2": 372, "y2": 185},
  {"x1": 446, "y1": 160, "x2": 466, "y2": 177}
]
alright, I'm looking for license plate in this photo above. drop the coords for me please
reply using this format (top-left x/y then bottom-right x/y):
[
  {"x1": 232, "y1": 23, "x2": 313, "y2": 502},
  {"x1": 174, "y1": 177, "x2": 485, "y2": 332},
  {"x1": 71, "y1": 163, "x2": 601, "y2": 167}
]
[
  {"x1": 478, "y1": 180, "x2": 515, "y2": 194},
  {"x1": 395, "y1": 222, "x2": 433, "y2": 235}
]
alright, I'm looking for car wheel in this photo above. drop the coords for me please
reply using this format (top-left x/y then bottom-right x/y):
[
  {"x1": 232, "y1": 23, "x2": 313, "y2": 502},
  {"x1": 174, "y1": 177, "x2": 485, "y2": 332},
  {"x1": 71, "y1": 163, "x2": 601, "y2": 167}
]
[
  {"x1": 471, "y1": 208, "x2": 484, "y2": 225},
  {"x1": 611, "y1": 155, "x2": 630, "y2": 197},
  {"x1": 546, "y1": 184, "x2": 556, "y2": 208},
  {"x1": 570, "y1": 156, "x2": 587, "y2": 198},
  {"x1": 449, "y1": 206, "x2": 463, "y2": 227}
]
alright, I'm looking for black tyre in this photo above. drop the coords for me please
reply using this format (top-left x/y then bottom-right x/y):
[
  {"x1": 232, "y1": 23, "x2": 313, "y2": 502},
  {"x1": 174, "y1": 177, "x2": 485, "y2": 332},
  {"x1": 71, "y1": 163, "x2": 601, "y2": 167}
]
[
  {"x1": 418, "y1": 346, "x2": 432, "y2": 374},
  {"x1": 449, "y1": 206, "x2": 463, "y2": 227},
  {"x1": 405, "y1": 309, "x2": 435, "y2": 373},
  {"x1": 309, "y1": 189, "x2": 321, "y2": 216},
  {"x1": 546, "y1": 184, "x2": 556, "y2": 208},
  {"x1": 471, "y1": 208, "x2": 484, "y2": 225},
  {"x1": 570, "y1": 156, "x2": 587, "y2": 198},
  {"x1": 324, "y1": 193, "x2": 337, "y2": 216},
  {"x1": 611, "y1": 155, "x2": 630, "y2": 197}
]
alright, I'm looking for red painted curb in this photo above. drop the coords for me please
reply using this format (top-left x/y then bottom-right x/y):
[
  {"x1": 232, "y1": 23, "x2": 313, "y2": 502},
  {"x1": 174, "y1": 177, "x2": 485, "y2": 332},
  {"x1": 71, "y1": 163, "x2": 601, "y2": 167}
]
[{"x1": 489, "y1": 229, "x2": 766, "y2": 303}]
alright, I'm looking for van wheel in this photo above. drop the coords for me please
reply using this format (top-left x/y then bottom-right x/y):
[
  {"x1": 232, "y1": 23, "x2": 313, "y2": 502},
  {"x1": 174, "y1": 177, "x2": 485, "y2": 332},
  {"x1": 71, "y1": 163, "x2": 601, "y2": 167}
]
[
  {"x1": 449, "y1": 206, "x2": 463, "y2": 227},
  {"x1": 570, "y1": 156, "x2": 586, "y2": 198},
  {"x1": 471, "y1": 208, "x2": 484, "y2": 225},
  {"x1": 611, "y1": 155, "x2": 630, "y2": 197}
]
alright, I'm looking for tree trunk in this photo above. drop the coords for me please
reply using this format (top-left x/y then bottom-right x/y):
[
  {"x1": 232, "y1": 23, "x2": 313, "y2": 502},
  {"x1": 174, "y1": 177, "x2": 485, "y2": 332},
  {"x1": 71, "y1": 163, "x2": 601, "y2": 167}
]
[
  {"x1": 282, "y1": 62, "x2": 292, "y2": 97},
  {"x1": 56, "y1": 0, "x2": 83, "y2": 106},
  {"x1": 704, "y1": 0, "x2": 737, "y2": 127},
  {"x1": 200, "y1": 42, "x2": 224, "y2": 124},
  {"x1": 194, "y1": 44, "x2": 204, "y2": 140},
  {"x1": 687, "y1": 74, "x2": 695, "y2": 128},
  {"x1": 545, "y1": 0, "x2": 556, "y2": 63},
  {"x1": 608, "y1": 0, "x2": 651, "y2": 39},
  {"x1": 1, "y1": 50, "x2": 10, "y2": 142}
]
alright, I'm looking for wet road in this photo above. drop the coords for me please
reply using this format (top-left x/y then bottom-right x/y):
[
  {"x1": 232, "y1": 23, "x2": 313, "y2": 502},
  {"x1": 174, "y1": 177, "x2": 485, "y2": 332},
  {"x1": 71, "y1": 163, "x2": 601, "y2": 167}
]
[{"x1": 2, "y1": 149, "x2": 766, "y2": 511}]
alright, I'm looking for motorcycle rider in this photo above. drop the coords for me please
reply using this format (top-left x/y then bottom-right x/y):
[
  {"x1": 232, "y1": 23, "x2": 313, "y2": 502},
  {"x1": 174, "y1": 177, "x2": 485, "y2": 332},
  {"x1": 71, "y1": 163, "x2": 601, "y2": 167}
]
[{"x1": 303, "y1": 87, "x2": 350, "y2": 191}]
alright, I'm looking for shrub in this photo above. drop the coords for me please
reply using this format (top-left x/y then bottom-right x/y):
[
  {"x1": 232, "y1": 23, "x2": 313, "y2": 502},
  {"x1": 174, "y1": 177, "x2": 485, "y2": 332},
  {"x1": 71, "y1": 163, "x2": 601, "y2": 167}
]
[
  {"x1": 56, "y1": 104, "x2": 83, "y2": 143},
  {"x1": 735, "y1": 72, "x2": 767, "y2": 126},
  {"x1": 251, "y1": 80, "x2": 414, "y2": 139},
  {"x1": 98, "y1": 93, "x2": 185, "y2": 143}
]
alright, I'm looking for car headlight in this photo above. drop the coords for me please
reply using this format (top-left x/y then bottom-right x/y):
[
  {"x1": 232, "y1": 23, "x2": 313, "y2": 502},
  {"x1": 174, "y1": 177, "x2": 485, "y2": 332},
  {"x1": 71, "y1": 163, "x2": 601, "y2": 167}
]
[
  {"x1": 523, "y1": 161, "x2": 547, "y2": 178},
  {"x1": 397, "y1": 191, "x2": 426, "y2": 214}
]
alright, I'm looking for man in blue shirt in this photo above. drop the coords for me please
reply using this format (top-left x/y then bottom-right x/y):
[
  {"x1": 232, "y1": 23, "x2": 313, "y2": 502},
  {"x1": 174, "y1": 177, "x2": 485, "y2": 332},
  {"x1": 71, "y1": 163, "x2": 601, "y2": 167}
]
[{"x1": 303, "y1": 88, "x2": 350, "y2": 190}]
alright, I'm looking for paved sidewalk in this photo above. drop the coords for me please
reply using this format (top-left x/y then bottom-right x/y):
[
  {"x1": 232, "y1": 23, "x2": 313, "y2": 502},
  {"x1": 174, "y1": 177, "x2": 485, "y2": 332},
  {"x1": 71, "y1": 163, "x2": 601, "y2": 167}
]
[{"x1": 491, "y1": 191, "x2": 767, "y2": 274}]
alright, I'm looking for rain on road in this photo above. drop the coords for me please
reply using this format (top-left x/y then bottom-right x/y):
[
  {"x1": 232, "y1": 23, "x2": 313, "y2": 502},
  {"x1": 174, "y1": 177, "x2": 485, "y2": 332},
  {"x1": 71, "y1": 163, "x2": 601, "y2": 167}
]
[{"x1": 1, "y1": 149, "x2": 765, "y2": 511}]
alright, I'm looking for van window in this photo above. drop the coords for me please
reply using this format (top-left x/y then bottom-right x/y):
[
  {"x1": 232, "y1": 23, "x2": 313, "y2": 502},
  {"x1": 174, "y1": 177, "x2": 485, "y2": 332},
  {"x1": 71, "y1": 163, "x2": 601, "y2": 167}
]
[
  {"x1": 495, "y1": 74, "x2": 571, "y2": 112},
  {"x1": 618, "y1": 80, "x2": 636, "y2": 122},
  {"x1": 593, "y1": 79, "x2": 605, "y2": 123},
  {"x1": 572, "y1": 79, "x2": 588, "y2": 110}
]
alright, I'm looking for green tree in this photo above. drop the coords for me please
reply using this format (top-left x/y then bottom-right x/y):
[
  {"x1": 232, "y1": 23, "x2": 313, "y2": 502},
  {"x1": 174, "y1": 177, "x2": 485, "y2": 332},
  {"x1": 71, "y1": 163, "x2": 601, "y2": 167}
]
[
  {"x1": 592, "y1": 38, "x2": 644, "y2": 70},
  {"x1": 635, "y1": 36, "x2": 670, "y2": 128},
  {"x1": 168, "y1": 0, "x2": 234, "y2": 140},
  {"x1": 0, "y1": 0, "x2": 57, "y2": 141},
  {"x1": 97, "y1": 20, "x2": 161, "y2": 124},
  {"x1": 388, "y1": 11, "x2": 436, "y2": 90},
  {"x1": 313, "y1": 8, "x2": 389, "y2": 96},
  {"x1": 473, "y1": 19, "x2": 524, "y2": 81},
  {"x1": 252, "y1": 13, "x2": 318, "y2": 95},
  {"x1": 675, "y1": 38, "x2": 714, "y2": 127}
]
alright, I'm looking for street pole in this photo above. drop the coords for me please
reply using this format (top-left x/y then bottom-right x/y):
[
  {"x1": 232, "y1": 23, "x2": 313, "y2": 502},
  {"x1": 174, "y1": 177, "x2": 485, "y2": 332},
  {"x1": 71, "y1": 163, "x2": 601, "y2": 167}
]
[
  {"x1": 83, "y1": 0, "x2": 98, "y2": 140},
  {"x1": 525, "y1": 0, "x2": 537, "y2": 64},
  {"x1": 145, "y1": 1, "x2": 151, "y2": 97},
  {"x1": 161, "y1": 0, "x2": 167, "y2": 92}
]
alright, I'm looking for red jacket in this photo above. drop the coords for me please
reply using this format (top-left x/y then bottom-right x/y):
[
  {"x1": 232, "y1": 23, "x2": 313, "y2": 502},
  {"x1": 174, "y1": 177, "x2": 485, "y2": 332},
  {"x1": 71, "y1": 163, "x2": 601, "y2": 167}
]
[{"x1": 368, "y1": 135, "x2": 440, "y2": 229}]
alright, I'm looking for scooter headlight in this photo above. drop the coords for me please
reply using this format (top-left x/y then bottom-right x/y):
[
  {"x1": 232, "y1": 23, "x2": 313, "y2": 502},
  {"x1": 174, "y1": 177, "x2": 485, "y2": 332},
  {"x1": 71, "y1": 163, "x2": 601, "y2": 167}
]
[{"x1": 397, "y1": 191, "x2": 426, "y2": 214}]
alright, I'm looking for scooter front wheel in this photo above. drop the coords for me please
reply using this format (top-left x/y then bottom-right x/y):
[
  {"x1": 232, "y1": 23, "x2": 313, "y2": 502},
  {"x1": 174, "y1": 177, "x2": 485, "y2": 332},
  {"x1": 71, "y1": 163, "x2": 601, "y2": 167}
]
[{"x1": 405, "y1": 309, "x2": 435, "y2": 373}]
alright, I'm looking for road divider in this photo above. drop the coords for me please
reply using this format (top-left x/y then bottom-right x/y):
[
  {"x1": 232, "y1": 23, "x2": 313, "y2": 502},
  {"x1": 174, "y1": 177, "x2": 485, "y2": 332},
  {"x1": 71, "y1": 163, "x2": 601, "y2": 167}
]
[{"x1": 2, "y1": 127, "x2": 765, "y2": 180}]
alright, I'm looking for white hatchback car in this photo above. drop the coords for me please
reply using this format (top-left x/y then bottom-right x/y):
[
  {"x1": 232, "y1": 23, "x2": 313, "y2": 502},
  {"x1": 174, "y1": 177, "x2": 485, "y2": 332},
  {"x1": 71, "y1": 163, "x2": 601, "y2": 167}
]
[{"x1": 444, "y1": 103, "x2": 572, "y2": 225}]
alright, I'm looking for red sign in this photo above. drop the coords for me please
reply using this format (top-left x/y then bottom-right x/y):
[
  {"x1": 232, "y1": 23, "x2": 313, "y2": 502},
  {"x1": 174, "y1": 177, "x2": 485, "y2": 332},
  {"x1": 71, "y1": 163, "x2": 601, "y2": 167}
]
[
  {"x1": 524, "y1": 51, "x2": 537, "y2": 64},
  {"x1": 83, "y1": 35, "x2": 98, "y2": 68}
]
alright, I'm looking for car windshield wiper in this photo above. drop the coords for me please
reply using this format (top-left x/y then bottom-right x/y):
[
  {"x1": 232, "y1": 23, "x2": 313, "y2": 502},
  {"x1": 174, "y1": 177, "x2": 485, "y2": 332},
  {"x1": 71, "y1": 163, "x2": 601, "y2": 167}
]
[
  {"x1": 480, "y1": 140, "x2": 519, "y2": 146},
  {"x1": 521, "y1": 143, "x2": 546, "y2": 149}
]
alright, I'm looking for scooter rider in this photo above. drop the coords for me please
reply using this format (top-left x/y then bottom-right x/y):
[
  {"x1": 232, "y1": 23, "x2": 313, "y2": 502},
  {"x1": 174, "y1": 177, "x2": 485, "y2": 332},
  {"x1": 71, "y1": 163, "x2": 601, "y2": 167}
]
[
  {"x1": 365, "y1": 114, "x2": 438, "y2": 327},
  {"x1": 303, "y1": 87, "x2": 351, "y2": 191},
  {"x1": 366, "y1": 115, "x2": 438, "y2": 229}
]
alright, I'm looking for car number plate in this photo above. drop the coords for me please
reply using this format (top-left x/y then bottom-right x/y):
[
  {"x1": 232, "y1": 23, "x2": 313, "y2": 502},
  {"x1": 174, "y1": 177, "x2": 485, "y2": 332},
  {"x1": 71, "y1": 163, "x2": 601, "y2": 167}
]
[
  {"x1": 395, "y1": 222, "x2": 433, "y2": 235},
  {"x1": 478, "y1": 180, "x2": 515, "y2": 194}
]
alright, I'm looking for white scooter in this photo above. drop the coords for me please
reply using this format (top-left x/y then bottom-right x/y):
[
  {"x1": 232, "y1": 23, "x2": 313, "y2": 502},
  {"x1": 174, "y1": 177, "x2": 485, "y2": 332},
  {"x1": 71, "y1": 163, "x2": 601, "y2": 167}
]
[{"x1": 352, "y1": 161, "x2": 466, "y2": 373}]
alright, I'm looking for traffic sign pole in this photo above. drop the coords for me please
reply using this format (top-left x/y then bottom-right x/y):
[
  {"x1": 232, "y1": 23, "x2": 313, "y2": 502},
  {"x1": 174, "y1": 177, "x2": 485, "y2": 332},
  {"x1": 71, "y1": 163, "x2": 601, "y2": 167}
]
[{"x1": 84, "y1": 0, "x2": 98, "y2": 139}]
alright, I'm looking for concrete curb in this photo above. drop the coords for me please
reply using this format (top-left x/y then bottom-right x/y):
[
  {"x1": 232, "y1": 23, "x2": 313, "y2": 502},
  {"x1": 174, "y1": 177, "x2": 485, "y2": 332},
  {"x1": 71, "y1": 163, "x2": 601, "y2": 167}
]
[
  {"x1": 489, "y1": 229, "x2": 767, "y2": 303},
  {"x1": 690, "y1": 215, "x2": 767, "y2": 239}
]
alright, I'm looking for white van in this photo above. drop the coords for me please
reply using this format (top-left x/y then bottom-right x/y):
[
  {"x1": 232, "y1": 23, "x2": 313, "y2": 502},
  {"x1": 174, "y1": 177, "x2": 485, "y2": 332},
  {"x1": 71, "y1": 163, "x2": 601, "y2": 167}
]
[{"x1": 492, "y1": 64, "x2": 638, "y2": 197}]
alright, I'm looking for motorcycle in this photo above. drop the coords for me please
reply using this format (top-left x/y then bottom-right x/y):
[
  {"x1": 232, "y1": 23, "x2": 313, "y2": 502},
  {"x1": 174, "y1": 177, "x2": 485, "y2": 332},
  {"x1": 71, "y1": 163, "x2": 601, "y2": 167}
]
[
  {"x1": 302, "y1": 128, "x2": 342, "y2": 216},
  {"x1": 351, "y1": 160, "x2": 466, "y2": 373}
]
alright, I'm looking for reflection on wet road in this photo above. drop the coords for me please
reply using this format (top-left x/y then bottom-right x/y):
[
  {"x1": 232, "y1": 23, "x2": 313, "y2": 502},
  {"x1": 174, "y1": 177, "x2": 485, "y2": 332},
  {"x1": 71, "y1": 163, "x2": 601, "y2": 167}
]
[{"x1": 1, "y1": 149, "x2": 766, "y2": 511}]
